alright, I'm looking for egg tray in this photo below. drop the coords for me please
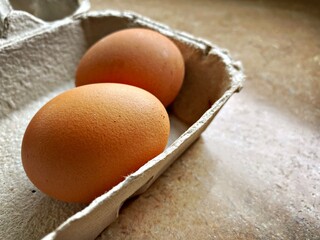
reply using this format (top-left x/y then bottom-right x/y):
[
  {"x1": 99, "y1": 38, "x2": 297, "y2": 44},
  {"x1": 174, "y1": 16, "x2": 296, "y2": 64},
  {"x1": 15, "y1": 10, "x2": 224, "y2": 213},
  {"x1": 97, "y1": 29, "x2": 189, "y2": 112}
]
[{"x1": 0, "y1": 1, "x2": 244, "y2": 239}]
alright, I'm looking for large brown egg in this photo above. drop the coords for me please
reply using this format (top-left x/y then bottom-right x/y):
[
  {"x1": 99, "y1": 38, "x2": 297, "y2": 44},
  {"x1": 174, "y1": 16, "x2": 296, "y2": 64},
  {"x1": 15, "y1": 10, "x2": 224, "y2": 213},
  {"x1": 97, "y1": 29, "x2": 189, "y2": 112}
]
[
  {"x1": 75, "y1": 28, "x2": 185, "y2": 107},
  {"x1": 21, "y1": 83, "x2": 170, "y2": 203}
]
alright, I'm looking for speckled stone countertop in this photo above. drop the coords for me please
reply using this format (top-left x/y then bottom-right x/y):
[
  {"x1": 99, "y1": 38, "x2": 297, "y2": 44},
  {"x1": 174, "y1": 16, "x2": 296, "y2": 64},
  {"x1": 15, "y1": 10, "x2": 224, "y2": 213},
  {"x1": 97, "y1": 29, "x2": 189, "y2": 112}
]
[{"x1": 90, "y1": 0, "x2": 320, "y2": 239}]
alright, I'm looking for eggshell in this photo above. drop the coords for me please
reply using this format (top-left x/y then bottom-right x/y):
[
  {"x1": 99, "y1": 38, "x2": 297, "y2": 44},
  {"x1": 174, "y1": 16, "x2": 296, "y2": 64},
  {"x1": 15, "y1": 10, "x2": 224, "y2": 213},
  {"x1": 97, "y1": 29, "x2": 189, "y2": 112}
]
[
  {"x1": 21, "y1": 83, "x2": 170, "y2": 203},
  {"x1": 75, "y1": 28, "x2": 185, "y2": 107}
]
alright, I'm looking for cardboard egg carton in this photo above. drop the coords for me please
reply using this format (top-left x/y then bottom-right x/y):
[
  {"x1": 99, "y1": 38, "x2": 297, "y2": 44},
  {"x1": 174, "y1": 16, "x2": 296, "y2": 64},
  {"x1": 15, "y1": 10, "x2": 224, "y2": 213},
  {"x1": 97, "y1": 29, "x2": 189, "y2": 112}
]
[{"x1": 0, "y1": 0, "x2": 244, "y2": 239}]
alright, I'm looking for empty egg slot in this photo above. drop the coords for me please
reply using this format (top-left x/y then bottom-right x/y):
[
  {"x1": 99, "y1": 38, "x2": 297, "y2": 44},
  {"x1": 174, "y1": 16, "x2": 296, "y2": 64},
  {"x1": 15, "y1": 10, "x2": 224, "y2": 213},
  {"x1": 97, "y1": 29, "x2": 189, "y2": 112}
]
[{"x1": 9, "y1": 0, "x2": 80, "y2": 21}]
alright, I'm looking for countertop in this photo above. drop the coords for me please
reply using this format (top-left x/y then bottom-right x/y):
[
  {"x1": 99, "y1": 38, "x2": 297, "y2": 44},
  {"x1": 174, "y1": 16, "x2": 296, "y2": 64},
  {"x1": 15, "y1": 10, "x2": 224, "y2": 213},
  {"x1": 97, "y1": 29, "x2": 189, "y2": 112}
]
[
  {"x1": 90, "y1": 0, "x2": 320, "y2": 239},
  {"x1": 1, "y1": 0, "x2": 319, "y2": 239}
]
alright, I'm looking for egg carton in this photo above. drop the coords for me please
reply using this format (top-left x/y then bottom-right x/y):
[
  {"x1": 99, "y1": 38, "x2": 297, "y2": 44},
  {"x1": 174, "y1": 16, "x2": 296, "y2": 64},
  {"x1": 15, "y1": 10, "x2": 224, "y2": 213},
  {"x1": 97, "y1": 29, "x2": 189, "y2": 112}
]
[{"x1": 0, "y1": 0, "x2": 244, "y2": 239}]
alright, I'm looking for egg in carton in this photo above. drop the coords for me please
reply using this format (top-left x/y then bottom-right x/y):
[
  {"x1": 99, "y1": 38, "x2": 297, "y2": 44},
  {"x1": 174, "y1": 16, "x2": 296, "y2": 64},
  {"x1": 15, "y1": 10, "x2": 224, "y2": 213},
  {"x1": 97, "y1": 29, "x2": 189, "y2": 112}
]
[{"x1": 0, "y1": 0, "x2": 244, "y2": 239}]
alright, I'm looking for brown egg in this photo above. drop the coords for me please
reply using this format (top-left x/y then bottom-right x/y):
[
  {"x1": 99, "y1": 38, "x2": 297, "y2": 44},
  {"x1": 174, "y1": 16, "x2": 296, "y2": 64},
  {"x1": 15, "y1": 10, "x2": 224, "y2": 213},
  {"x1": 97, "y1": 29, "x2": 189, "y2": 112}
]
[
  {"x1": 21, "y1": 83, "x2": 170, "y2": 203},
  {"x1": 76, "y1": 28, "x2": 185, "y2": 107}
]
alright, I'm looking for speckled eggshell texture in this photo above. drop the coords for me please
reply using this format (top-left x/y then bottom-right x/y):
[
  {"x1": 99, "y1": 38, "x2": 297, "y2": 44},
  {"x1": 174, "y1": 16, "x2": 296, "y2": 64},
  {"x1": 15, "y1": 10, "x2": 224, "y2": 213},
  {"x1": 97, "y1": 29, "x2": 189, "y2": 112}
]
[
  {"x1": 76, "y1": 28, "x2": 185, "y2": 107},
  {"x1": 21, "y1": 83, "x2": 170, "y2": 203}
]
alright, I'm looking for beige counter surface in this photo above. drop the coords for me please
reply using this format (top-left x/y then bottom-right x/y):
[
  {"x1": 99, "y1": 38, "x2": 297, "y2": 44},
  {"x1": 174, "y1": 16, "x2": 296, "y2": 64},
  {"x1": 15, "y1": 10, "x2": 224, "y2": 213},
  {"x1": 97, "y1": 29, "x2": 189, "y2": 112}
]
[
  {"x1": 1, "y1": 0, "x2": 319, "y2": 239},
  {"x1": 89, "y1": 0, "x2": 320, "y2": 239}
]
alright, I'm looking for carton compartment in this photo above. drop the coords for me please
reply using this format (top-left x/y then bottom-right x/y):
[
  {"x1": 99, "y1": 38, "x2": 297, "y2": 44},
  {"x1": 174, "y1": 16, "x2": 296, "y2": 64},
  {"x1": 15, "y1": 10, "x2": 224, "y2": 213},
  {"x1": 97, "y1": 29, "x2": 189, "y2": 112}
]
[
  {"x1": 8, "y1": 0, "x2": 81, "y2": 21},
  {"x1": 0, "y1": 10, "x2": 243, "y2": 240}
]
